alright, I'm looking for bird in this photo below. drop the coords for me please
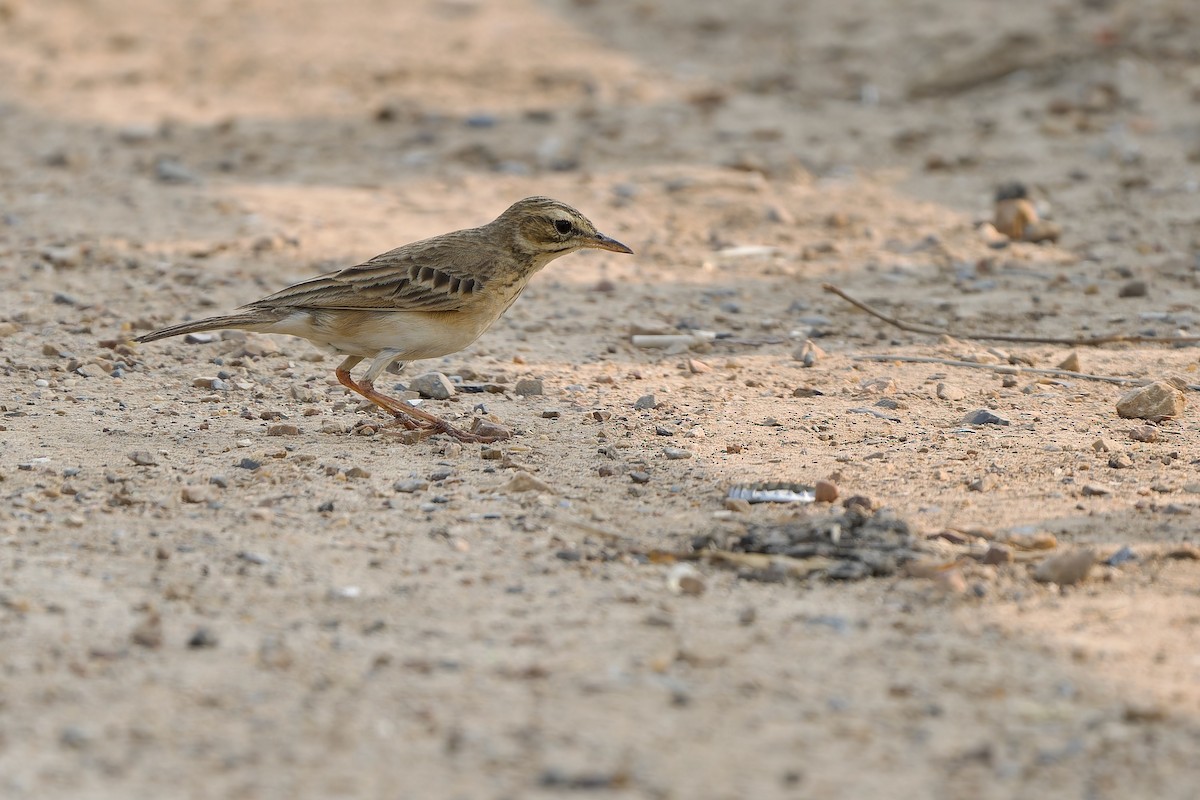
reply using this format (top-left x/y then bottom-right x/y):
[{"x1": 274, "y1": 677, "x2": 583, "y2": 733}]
[{"x1": 135, "y1": 196, "x2": 633, "y2": 442}]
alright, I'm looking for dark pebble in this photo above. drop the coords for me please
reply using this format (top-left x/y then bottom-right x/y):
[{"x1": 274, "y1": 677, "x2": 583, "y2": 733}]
[
  {"x1": 961, "y1": 408, "x2": 1010, "y2": 426},
  {"x1": 187, "y1": 628, "x2": 219, "y2": 649}
]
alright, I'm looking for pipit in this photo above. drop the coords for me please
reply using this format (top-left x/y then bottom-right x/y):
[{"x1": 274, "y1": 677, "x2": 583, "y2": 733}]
[{"x1": 136, "y1": 196, "x2": 633, "y2": 442}]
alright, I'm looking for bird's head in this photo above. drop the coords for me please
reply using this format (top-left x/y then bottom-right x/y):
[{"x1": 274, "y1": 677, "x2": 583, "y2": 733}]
[{"x1": 496, "y1": 196, "x2": 633, "y2": 266}]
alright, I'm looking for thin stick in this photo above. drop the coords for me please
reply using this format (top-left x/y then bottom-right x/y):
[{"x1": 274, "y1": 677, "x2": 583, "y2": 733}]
[
  {"x1": 822, "y1": 283, "x2": 1200, "y2": 346},
  {"x1": 852, "y1": 354, "x2": 1200, "y2": 391}
]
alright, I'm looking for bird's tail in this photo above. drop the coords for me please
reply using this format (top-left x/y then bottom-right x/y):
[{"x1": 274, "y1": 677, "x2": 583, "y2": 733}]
[{"x1": 134, "y1": 311, "x2": 283, "y2": 343}]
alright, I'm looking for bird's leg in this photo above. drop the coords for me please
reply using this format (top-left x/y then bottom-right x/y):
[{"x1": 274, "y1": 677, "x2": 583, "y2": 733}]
[
  {"x1": 361, "y1": 353, "x2": 509, "y2": 444},
  {"x1": 335, "y1": 355, "x2": 427, "y2": 431}
]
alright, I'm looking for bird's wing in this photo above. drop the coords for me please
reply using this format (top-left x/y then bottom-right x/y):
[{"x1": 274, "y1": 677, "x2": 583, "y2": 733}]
[{"x1": 246, "y1": 237, "x2": 494, "y2": 314}]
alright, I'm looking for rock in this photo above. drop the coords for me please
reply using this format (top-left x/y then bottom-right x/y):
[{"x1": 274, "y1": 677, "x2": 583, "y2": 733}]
[
  {"x1": 667, "y1": 563, "x2": 706, "y2": 596},
  {"x1": 1118, "y1": 280, "x2": 1148, "y2": 298},
  {"x1": 541, "y1": 409, "x2": 561, "y2": 419},
  {"x1": 981, "y1": 543, "x2": 1013, "y2": 565},
  {"x1": 724, "y1": 497, "x2": 751, "y2": 513},
  {"x1": 181, "y1": 485, "x2": 211, "y2": 504},
  {"x1": 1092, "y1": 438, "x2": 1120, "y2": 453},
  {"x1": 128, "y1": 450, "x2": 157, "y2": 466},
  {"x1": 1105, "y1": 546, "x2": 1138, "y2": 567},
  {"x1": 0, "y1": 321, "x2": 21, "y2": 338},
  {"x1": 514, "y1": 378, "x2": 543, "y2": 396},
  {"x1": 629, "y1": 471, "x2": 651, "y2": 484},
  {"x1": 634, "y1": 394, "x2": 657, "y2": 410},
  {"x1": 267, "y1": 423, "x2": 300, "y2": 436},
  {"x1": 393, "y1": 479, "x2": 429, "y2": 493},
  {"x1": 663, "y1": 447, "x2": 692, "y2": 460},
  {"x1": 131, "y1": 612, "x2": 163, "y2": 648},
  {"x1": 345, "y1": 467, "x2": 371, "y2": 479},
  {"x1": 858, "y1": 377, "x2": 896, "y2": 395},
  {"x1": 687, "y1": 358, "x2": 712, "y2": 374},
  {"x1": 155, "y1": 157, "x2": 198, "y2": 183},
  {"x1": 792, "y1": 339, "x2": 825, "y2": 367},
  {"x1": 1081, "y1": 484, "x2": 1111, "y2": 497},
  {"x1": 1033, "y1": 548, "x2": 1095, "y2": 586},
  {"x1": 469, "y1": 418, "x2": 511, "y2": 440},
  {"x1": 193, "y1": 376, "x2": 230, "y2": 390},
  {"x1": 814, "y1": 480, "x2": 838, "y2": 503},
  {"x1": 237, "y1": 551, "x2": 270, "y2": 565},
  {"x1": 1057, "y1": 351, "x2": 1082, "y2": 371},
  {"x1": 320, "y1": 419, "x2": 352, "y2": 434},
  {"x1": 496, "y1": 471, "x2": 554, "y2": 494},
  {"x1": 1108, "y1": 452, "x2": 1133, "y2": 469},
  {"x1": 187, "y1": 628, "x2": 219, "y2": 649},
  {"x1": 1128, "y1": 425, "x2": 1159, "y2": 443},
  {"x1": 961, "y1": 408, "x2": 1010, "y2": 426},
  {"x1": 936, "y1": 382, "x2": 965, "y2": 401},
  {"x1": 967, "y1": 476, "x2": 993, "y2": 492},
  {"x1": 237, "y1": 458, "x2": 261, "y2": 471},
  {"x1": 290, "y1": 385, "x2": 321, "y2": 403},
  {"x1": 408, "y1": 372, "x2": 455, "y2": 400},
  {"x1": 993, "y1": 192, "x2": 1038, "y2": 239},
  {"x1": 1116, "y1": 381, "x2": 1185, "y2": 419}
]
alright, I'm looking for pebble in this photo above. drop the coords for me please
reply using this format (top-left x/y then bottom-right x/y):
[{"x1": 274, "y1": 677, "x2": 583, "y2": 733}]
[
  {"x1": 497, "y1": 471, "x2": 554, "y2": 494},
  {"x1": 193, "y1": 376, "x2": 230, "y2": 391},
  {"x1": 128, "y1": 450, "x2": 157, "y2": 466},
  {"x1": 1105, "y1": 546, "x2": 1138, "y2": 566},
  {"x1": 1057, "y1": 351, "x2": 1082, "y2": 371},
  {"x1": 514, "y1": 378, "x2": 544, "y2": 396},
  {"x1": 407, "y1": 372, "x2": 455, "y2": 400},
  {"x1": 667, "y1": 563, "x2": 706, "y2": 596},
  {"x1": 130, "y1": 612, "x2": 163, "y2": 648},
  {"x1": 814, "y1": 480, "x2": 839, "y2": 503},
  {"x1": 393, "y1": 479, "x2": 429, "y2": 493},
  {"x1": 345, "y1": 467, "x2": 371, "y2": 479},
  {"x1": 469, "y1": 419, "x2": 511, "y2": 440},
  {"x1": 859, "y1": 377, "x2": 897, "y2": 395},
  {"x1": 961, "y1": 408, "x2": 1010, "y2": 426},
  {"x1": 936, "y1": 382, "x2": 965, "y2": 401},
  {"x1": 981, "y1": 543, "x2": 1013, "y2": 565},
  {"x1": 237, "y1": 458, "x2": 261, "y2": 471},
  {"x1": 237, "y1": 551, "x2": 270, "y2": 565},
  {"x1": 629, "y1": 471, "x2": 651, "y2": 484},
  {"x1": 1116, "y1": 381, "x2": 1185, "y2": 419},
  {"x1": 792, "y1": 339, "x2": 825, "y2": 367},
  {"x1": 267, "y1": 423, "x2": 300, "y2": 436},
  {"x1": 155, "y1": 157, "x2": 198, "y2": 183},
  {"x1": 321, "y1": 419, "x2": 352, "y2": 434},
  {"x1": 655, "y1": 425, "x2": 676, "y2": 436},
  {"x1": 687, "y1": 358, "x2": 712, "y2": 374},
  {"x1": 181, "y1": 485, "x2": 212, "y2": 504},
  {"x1": 1033, "y1": 548, "x2": 1095, "y2": 586},
  {"x1": 663, "y1": 447, "x2": 692, "y2": 460},
  {"x1": 187, "y1": 628, "x2": 219, "y2": 649},
  {"x1": 1092, "y1": 438, "x2": 1120, "y2": 453},
  {"x1": 1081, "y1": 484, "x2": 1111, "y2": 497},
  {"x1": 541, "y1": 409, "x2": 560, "y2": 419},
  {"x1": 1128, "y1": 425, "x2": 1159, "y2": 443},
  {"x1": 634, "y1": 394, "x2": 657, "y2": 410},
  {"x1": 1118, "y1": 280, "x2": 1148, "y2": 298},
  {"x1": 59, "y1": 726, "x2": 91, "y2": 750},
  {"x1": 1108, "y1": 452, "x2": 1133, "y2": 469}
]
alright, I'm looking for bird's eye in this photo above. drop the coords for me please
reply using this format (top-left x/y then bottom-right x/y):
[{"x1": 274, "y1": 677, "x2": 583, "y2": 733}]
[{"x1": 554, "y1": 219, "x2": 573, "y2": 235}]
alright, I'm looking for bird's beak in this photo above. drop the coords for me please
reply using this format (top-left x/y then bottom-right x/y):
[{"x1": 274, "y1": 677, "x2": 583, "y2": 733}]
[{"x1": 588, "y1": 232, "x2": 634, "y2": 254}]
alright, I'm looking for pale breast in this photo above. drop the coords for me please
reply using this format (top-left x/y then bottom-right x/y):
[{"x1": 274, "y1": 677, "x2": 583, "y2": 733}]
[{"x1": 268, "y1": 309, "x2": 494, "y2": 360}]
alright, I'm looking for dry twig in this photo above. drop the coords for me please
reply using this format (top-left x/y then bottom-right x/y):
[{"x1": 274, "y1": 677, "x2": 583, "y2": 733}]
[
  {"x1": 851, "y1": 354, "x2": 1200, "y2": 391},
  {"x1": 822, "y1": 283, "x2": 1200, "y2": 346}
]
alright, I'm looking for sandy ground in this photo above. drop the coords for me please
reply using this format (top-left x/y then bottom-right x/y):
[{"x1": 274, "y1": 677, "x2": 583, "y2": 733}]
[{"x1": 3, "y1": 0, "x2": 1200, "y2": 797}]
